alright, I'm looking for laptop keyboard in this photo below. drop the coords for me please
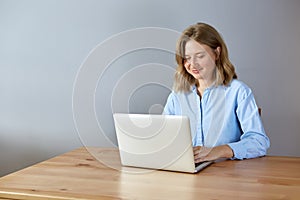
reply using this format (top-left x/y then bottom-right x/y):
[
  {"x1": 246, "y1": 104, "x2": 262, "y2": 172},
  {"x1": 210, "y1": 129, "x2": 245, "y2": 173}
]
[{"x1": 195, "y1": 161, "x2": 206, "y2": 168}]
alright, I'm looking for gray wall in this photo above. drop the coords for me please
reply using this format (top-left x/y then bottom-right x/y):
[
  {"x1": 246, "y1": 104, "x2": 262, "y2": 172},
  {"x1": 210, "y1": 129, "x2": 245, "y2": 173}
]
[{"x1": 1, "y1": 0, "x2": 300, "y2": 176}]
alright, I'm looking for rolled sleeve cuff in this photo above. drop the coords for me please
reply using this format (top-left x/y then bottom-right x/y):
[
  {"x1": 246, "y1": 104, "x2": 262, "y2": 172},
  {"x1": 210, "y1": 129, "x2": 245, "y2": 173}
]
[{"x1": 227, "y1": 142, "x2": 246, "y2": 160}]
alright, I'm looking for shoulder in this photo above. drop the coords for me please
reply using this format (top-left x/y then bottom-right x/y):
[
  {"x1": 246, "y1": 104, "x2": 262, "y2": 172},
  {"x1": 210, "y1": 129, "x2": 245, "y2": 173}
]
[
  {"x1": 166, "y1": 91, "x2": 180, "y2": 102},
  {"x1": 225, "y1": 79, "x2": 254, "y2": 101},
  {"x1": 227, "y1": 79, "x2": 252, "y2": 93},
  {"x1": 169, "y1": 86, "x2": 196, "y2": 97},
  {"x1": 166, "y1": 89, "x2": 197, "y2": 106},
  {"x1": 164, "y1": 90, "x2": 194, "y2": 115}
]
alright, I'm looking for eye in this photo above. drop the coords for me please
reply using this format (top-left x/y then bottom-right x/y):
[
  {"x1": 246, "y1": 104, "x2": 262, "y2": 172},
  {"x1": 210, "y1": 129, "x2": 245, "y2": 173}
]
[
  {"x1": 196, "y1": 54, "x2": 205, "y2": 59},
  {"x1": 184, "y1": 56, "x2": 191, "y2": 61}
]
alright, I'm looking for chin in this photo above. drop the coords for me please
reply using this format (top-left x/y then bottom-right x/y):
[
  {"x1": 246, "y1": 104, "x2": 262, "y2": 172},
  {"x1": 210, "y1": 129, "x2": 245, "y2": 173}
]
[{"x1": 193, "y1": 74, "x2": 203, "y2": 79}]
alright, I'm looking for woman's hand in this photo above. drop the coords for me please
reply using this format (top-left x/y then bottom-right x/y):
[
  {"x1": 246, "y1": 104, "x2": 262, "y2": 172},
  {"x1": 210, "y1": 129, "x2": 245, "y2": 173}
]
[{"x1": 193, "y1": 145, "x2": 234, "y2": 163}]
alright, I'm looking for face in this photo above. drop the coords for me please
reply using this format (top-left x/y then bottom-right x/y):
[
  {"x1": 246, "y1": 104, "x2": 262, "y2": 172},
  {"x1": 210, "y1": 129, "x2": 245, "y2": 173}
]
[{"x1": 184, "y1": 39, "x2": 219, "y2": 84}]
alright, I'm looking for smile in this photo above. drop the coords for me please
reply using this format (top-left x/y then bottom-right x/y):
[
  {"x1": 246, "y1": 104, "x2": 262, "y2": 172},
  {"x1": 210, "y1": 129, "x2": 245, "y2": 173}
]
[{"x1": 192, "y1": 68, "x2": 202, "y2": 74}]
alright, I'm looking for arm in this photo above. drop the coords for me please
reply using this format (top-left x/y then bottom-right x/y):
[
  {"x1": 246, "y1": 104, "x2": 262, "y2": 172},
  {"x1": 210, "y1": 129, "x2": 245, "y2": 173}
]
[
  {"x1": 228, "y1": 90, "x2": 270, "y2": 159},
  {"x1": 194, "y1": 86, "x2": 270, "y2": 162},
  {"x1": 163, "y1": 92, "x2": 177, "y2": 115}
]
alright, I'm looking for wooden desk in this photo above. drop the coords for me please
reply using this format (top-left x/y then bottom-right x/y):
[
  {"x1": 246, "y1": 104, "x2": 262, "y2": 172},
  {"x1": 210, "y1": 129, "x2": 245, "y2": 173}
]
[{"x1": 0, "y1": 147, "x2": 299, "y2": 200}]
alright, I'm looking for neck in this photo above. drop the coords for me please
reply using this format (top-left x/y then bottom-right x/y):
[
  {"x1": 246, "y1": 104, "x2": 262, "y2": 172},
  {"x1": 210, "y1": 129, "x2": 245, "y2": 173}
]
[
  {"x1": 197, "y1": 78, "x2": 215, "y2": 90},
  {"x1": 196, "y1": 77, "x2": 216, "y2": 97}
]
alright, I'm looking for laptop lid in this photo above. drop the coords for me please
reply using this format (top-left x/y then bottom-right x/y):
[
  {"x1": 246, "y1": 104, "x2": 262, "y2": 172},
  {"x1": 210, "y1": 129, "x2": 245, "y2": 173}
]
[{"x1": 113, "y1": 113, "x2": 212, "y2": 173}]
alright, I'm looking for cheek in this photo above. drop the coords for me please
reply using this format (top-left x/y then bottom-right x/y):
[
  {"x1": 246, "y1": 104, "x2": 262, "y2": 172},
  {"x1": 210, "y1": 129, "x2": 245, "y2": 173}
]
[
  {"x1": 208, "y1": 53, "x2": 218, "y2": 65},
  {"x1": 201, "y1": 57, "x2": 216, "y2": 67},
  {"x1": 184, "y1": 61, "x2": 190, "y2": 70}
]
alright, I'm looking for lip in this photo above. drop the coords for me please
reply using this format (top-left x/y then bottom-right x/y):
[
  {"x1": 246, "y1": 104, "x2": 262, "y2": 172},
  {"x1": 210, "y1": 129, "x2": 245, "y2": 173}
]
[{"x1": 192, "y1": 68, "x2": 201, "y2": 74}]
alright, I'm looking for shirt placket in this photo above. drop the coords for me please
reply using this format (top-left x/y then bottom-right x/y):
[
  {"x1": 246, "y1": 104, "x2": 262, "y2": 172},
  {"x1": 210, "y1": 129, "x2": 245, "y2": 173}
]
[
  {"x1": 200, "y1": 89, "x2": 210, "y2": 146},
  {"x1": 195, "y1": 91, "x2": 204, "y2": 146}
]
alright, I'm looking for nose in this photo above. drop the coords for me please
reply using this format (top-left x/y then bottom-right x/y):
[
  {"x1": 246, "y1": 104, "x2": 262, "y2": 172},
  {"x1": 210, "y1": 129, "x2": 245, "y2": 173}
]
[{"x1": 189, "y1": 56, "x2": 198, "y2": 67}]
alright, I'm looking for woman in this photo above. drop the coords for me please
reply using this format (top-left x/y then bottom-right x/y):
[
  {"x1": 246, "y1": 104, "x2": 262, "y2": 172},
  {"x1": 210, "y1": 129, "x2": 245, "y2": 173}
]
[{"x1": 164, "y1": 22, "x2": 270, "y2": 163}]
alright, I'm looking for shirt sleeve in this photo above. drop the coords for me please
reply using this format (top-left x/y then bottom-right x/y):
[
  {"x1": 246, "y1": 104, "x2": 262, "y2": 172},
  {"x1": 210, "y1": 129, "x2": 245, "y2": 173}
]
[
  {"x1": 227, "y1": 88, "x2": 270, "y2": 160},
  {"x1": 163, "y1": 92, "x2": 176, "y2": 115}
]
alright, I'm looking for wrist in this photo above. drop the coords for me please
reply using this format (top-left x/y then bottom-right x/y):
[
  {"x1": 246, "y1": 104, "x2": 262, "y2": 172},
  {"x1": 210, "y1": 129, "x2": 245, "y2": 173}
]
[{"x1": 218, "y1": 145, "x2": 234, "y2": 159}]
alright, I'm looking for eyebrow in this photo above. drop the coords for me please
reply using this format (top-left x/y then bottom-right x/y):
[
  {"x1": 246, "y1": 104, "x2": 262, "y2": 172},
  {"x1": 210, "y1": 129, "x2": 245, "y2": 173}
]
[{"x1": 184, "y1": 51, "x2": 206, "y2": 57}]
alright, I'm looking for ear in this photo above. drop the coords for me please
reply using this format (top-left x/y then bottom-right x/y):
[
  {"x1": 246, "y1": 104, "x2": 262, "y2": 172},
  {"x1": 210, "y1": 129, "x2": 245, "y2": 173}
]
[{"x1": 215, "y1": 46, "x2": 221, "y2": 60}]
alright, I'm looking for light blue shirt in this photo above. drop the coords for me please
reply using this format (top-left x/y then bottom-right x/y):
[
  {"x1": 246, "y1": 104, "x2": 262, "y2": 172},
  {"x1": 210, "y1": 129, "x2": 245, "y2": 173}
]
[{"x1": 163, "y1": 79, "x2": 270, "y2": 160}]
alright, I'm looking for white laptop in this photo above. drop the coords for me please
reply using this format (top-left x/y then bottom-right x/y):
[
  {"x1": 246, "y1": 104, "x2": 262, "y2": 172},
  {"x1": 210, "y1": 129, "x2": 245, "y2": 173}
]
[{"x1": 113, "y1": 113, "x2": 213, "y2": 173}]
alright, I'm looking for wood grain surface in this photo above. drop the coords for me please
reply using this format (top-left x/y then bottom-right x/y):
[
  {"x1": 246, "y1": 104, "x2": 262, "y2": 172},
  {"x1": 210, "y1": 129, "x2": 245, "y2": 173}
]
[{"x1": 0, "y1": 147, "x2": 299, "y2": 200}]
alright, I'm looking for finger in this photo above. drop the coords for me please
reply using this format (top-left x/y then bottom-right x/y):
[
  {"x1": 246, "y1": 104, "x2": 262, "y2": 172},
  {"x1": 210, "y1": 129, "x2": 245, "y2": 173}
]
[
  {"x1": 194, "y1": 150, "x2": 199, "y2": 156},
  {"x1": 198, "y1": 147, "x2": 212, "y2": 156},
  {"x1": 193, "y1": 146, "x2": 201, "y2": 156},
  {"x1": 194, "y1": 151, "x2": 206, "y2": 162},
  {"x1": 193, "y1": 146, "x2": 201, "y2": 151},
  {"x1": 195, "y1": 157, "x2": 206, "y2": 163}
]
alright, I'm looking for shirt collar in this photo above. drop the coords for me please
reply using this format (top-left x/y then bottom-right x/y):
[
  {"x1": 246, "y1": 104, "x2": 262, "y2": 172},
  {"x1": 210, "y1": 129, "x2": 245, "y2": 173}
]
[{"x1": 191, "y1": 81, "x2": 218, "y2": 93}]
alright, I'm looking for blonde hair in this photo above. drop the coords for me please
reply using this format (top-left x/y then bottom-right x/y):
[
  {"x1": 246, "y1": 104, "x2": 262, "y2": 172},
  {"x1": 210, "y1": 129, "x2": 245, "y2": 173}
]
[{"x1": 173, "y1": 22, "x2": 237, "y2": 92}]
